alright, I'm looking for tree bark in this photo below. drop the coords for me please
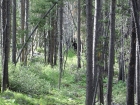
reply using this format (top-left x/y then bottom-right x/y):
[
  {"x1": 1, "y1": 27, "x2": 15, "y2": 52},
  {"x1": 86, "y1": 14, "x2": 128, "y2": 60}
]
[
  {"x1": 54, "y1": 19, "x2": 58, "y2": 65},
  {"x1": 58, "y1": 0, "x2": 63, "y2": 89},
  {"x1": 92, "y1": 0, "x2": 102, "y2": 104},
  {"x1": 12, "y1": 0, "x2": 17, "y2": 64},
  {"x1": 77, "y1": 0, "x2": 81, "y2": 68},
  {"x1": 136, "y1": 39, "x2": 140, "y2": 105},
  {"x1": 1, "y1": 0, "x2": 11, "y2": 92},
  {"x1": 85, "y1": 0, "x2": 94, "y2": 104},
  {"x1": 44, "y1": 30, "x2": 47, "y2": 63},
  {"x1": 20, "y1": 0, "x2": 25, "y2": 62},
  {"x1": 131, "y1": 0, "x2": 140, "y2": 48},
  {"x1": 126, "y1": 19, "x2": 136, "y2": 105},
  {"x1": 106, "y1": 0, "x2": 116, "y2": 105},
  {"x1": 50, "y1": 13, "x2": 55, "y2": 67},
  {"x1": 24, "y1": 0, "x2": 29, "y2": 65}
]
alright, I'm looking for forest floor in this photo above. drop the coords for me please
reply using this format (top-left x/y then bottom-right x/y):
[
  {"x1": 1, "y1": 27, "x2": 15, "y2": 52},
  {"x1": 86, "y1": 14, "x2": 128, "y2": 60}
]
[{"x1": 0, "y1": 49, "x2": 126, "y2": 105}]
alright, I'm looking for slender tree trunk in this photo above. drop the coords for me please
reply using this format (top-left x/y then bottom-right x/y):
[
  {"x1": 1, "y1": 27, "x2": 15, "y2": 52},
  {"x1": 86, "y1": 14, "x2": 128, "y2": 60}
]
[
  {"x1": 131, "y1": 0, "x2": 140, "y2": 104},
  {"x1": 59, "y1": 0, "x2": 63, "y2": 89},
  {"x1": 12, "y1": 0, "x2": 16, "y2": 64},
  {"x1": 126, "y1": 19, "x2": 136, "y2": 105},
  {"x1": 98, "y1": 66, "x2": 104, "y2": 105},
  {"x1": 92, "y1": 0, "x2": 102, "y2": 104},
  {"x1": 44, "y1": 30, "x2": 47, "y2": 63},
  {"x1": 136, "y1": 39, "x2": 140, "y2": 105},
  {"x1": 97, "y1": 4, "x2": 104, "y2": 104},
  {"x1": 85, "y1": 0, "x2": 93, "y2": 104},
  {"x1": 106, "y1": 0, "x2": 116, "y2": 105},
  {"x1": 54, "y1": 20, "x2": 58, "y2": 65},
  {"x1": 118, "y1": 18, "x2": 125, "y2": 81},
  {"x1": 131, "y1": 0, "x2": 140, "y2": 47},
  {"x1": 77, "y1": 0, "x2": 81, "y2": 68},
  {"x1": 103, "y1": 0, "x2": 110, "y2": 76},
  {"x1": 24, "y1": 0, "x2": 29, "y2": 65},
  {"x1": 47, "y1": 29, "x2": 51, "y2": 64},
  {"x1": 136, "y1": 0, "x2": 140, "y2": 105},
  {"x1": 20, "y1": 0, "x2": 25, "y2": 62},
  {"x1": 50, "y1": 12, "x2": 55, "y2": 67},
  {"x1": 1, "y1": 0, "x2": 11, "y2": 92}
]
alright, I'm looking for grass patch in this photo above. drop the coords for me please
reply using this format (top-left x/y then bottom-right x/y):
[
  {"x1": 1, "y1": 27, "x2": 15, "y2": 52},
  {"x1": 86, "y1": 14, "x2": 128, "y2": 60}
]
[{"x1": 0, "y1": 55, "x2": 86, "y2": 104}]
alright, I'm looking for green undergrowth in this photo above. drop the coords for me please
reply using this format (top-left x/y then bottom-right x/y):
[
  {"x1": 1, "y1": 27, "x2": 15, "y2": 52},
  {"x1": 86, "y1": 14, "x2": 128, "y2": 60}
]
[
  {"x1": 112, "y1": 81, "x2": 126, "y2": 104},
  {"x1": 0, "y1": 51, "x2": 86, "y2": 105},
  {"x1": 0, "y1": 49, "x2": 127, "y2": 105}
]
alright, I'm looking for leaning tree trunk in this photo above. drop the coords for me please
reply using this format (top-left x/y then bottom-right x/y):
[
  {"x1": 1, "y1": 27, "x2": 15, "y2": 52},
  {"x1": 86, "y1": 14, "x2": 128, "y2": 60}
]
[
  {"x1": 1, "y1": 0, "x2": 11, "y2": 92},
  {"x1": 106, "y1": 0, "x2": 116, "y2": 105}
]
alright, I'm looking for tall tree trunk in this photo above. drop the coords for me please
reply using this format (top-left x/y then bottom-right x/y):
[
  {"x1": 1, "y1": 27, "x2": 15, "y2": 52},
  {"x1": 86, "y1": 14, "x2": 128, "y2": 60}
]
[
  {"x1": 1, "y1": 0, "x2": 11, "y2": 92},
  {"x1": 12, "y1": 0, "x2": 17, "y2": 64},
  {"x1": 103, "y1": 0, "x2": 110, "y2": 76},
  {"x1": 136, "y1": 39, "x2": 140, "y2": 105},
  {"x1": 77, "y1": 0, "x2": 81, "y2": 68},
  {"x1": 58, "y1": 0, "x2": 63, "y2": 89},
  {"x1": 131, "y1": 0, "x2": 140, "y2": 47},
  {"x1": 21, "y1": 0, "x2": 25, "y2": 62},
  {"x1": 54, "y1": 20, "x2": 58, "y2": 65},
  {"x1": 92, "y1": 0, "x2": 102, "y2": 104},
  {"x1": 131, "y1": 0, "x2": 140, "y2": 104},
  {"x1": 44, "y1": 30, "x2": 47, "y2": 63},
  {"x1": 136, "y1": 1, "x2": 140, "y2": 104},
  {"x1": 85, "y1": 0, "x2": 93, "y2": 104},
  {"x1": 50, "y1": 12, "x2": 55, "y2": 67},
  {"x1": 24, "y1": 0, "x2": 29, "y2": 65},
  {"x1": 106, "y1": 0, "x2": 116, "y2": 105},
  {"x1": 47, "y1": 29, "x2": 51, "y2": 64},
  {"x1": 126, "y1": 19, "x2": 136, "y2": 105},
  {"x1": 118, "y1": 16, "x2": 125, "y2": 81}
]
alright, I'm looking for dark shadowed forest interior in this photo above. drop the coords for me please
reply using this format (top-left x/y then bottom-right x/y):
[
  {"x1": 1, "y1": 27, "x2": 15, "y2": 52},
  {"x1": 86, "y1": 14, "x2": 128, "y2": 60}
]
[{"x1": 0, "y1": 0, "x2": 140, "y2": 105}]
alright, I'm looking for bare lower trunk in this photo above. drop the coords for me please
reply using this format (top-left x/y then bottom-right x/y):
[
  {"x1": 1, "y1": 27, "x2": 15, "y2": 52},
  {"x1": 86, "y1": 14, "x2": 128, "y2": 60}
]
[
  {"x1": 126, "y1": 19, "x2": 136, "y2": 105},
  {"x1": 1, "y1": 0, "x2": 11, "y2": 92},
  {"x1": 58, "y1": 0, "x2": 63, "y2": 89},
  {"x1": 106, "y1": 0, "x2": 116, "y2": 105},
  {"x1": 85, "y1": 0, "x2": 94, "y2": 104}
]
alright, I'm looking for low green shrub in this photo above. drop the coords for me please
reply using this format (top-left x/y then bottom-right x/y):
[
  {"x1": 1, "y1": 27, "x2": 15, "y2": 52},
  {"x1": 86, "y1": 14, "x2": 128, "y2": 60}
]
[
  {"x1": 9, "y1": 65, "x2": 50, "y2": 96},
  {"x1": 112, "y1": 81, "x2": 126, "y2": 104}
]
